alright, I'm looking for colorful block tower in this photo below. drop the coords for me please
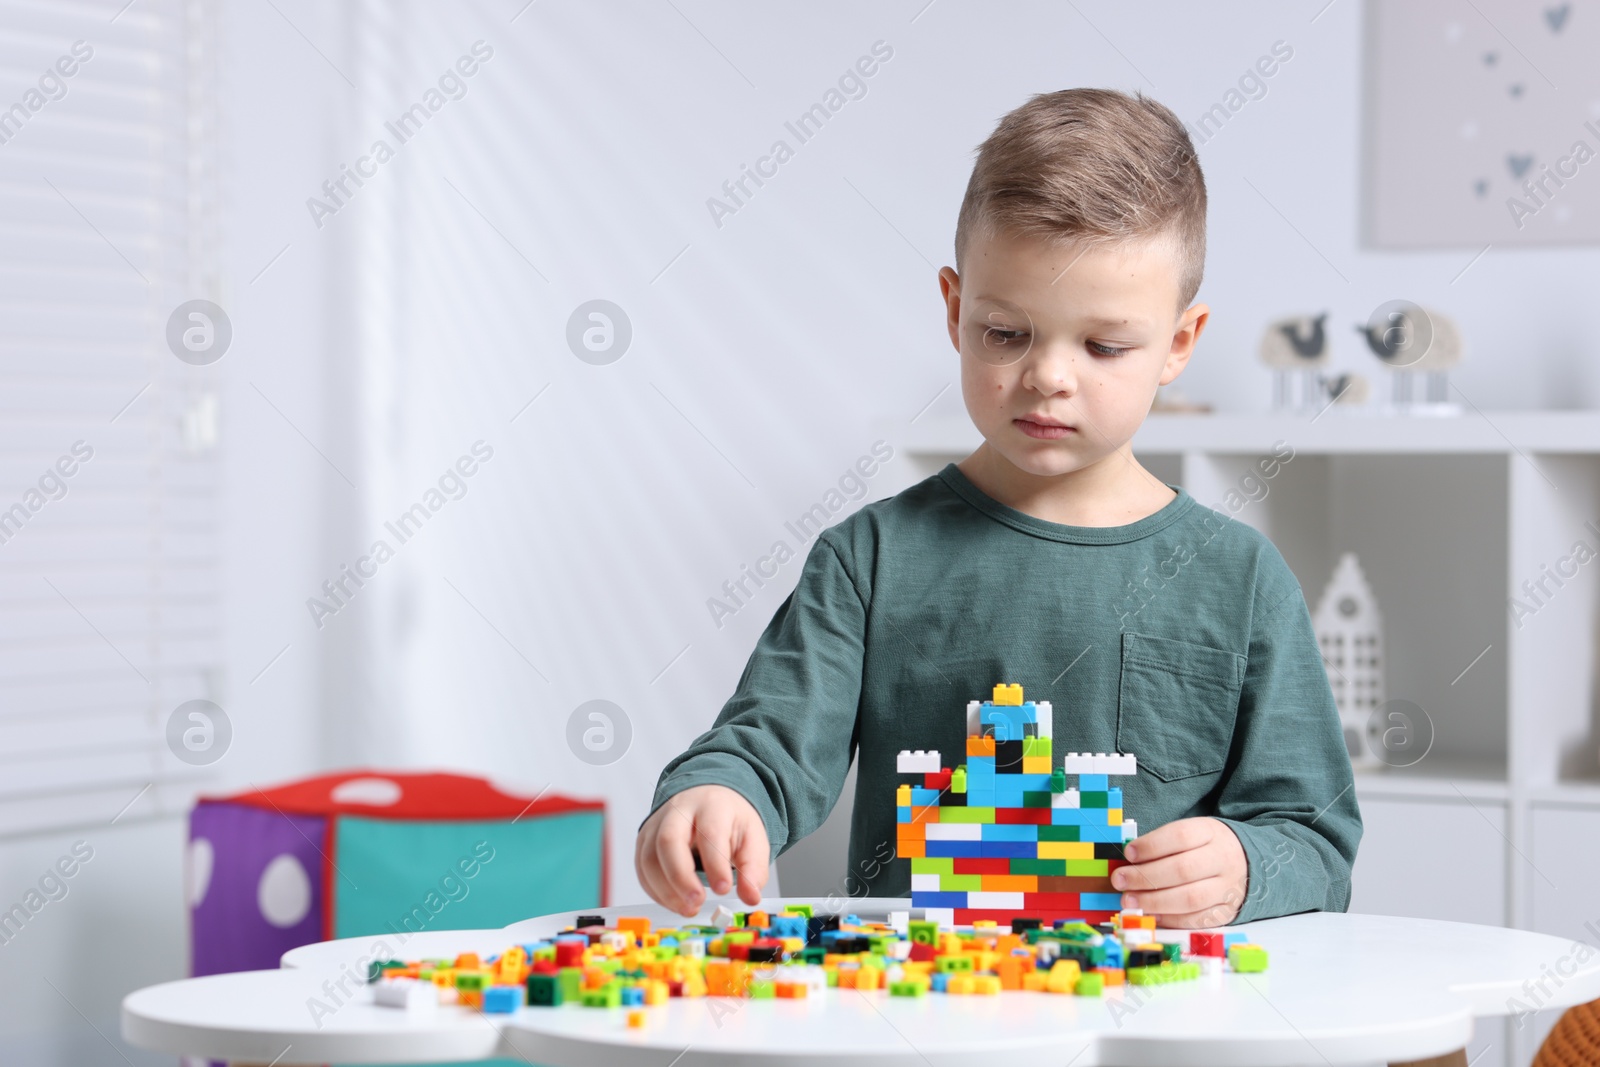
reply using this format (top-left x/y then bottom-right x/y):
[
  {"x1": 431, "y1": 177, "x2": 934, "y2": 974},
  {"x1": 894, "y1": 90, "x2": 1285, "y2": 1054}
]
[{"x1": 895, "y1": 683, "x2": 1138, "y2": 928}]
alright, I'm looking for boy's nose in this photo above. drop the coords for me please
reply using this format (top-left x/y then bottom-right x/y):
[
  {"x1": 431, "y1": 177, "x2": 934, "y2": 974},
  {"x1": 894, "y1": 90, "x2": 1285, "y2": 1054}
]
[{"x1": 1021, "y1": 342, "x2": 1080, "y2": 396}]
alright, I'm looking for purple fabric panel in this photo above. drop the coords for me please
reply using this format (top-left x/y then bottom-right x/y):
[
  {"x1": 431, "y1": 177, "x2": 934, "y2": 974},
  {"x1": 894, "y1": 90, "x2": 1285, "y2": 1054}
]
[{"x1": 189, "y1": 801, "x2": 327, "y2": 976}]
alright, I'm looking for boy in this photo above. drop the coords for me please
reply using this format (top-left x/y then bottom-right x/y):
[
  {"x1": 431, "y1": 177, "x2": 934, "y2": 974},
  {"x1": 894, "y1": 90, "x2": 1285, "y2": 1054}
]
[{"x1": 635, "y1": 88, "x2": 1361, "y2": 928}]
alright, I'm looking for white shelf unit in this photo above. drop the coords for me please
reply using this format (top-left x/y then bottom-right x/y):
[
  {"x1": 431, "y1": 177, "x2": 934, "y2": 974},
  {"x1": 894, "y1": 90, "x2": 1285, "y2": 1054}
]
[{"x1": 899, "y1": 409, "x2": 1600, "y2": 1067}]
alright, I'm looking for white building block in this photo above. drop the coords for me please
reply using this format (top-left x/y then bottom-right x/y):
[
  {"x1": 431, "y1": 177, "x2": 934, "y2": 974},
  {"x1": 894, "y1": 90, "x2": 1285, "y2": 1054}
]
[
  {"x1": 897, "y1": 749, "x2": 942, "y2": 774},
  {"x1": 1121, "y1": 819, "x2": 1138, "y2": 842},
  {"x1": 1035, "y1": 700, "x2": 1053, "y2": 739},
  {"x1": 921, "y1": 907, "x2": 954, "y2": 928},
  {"x1": 1052, "y1": 788, "x2": 1081, "y2": 809},
  {"x1": 926, "y1": 823, "x2": 982, "y2": 840},
  {"x1": 374, "y1": 978, "x2": 437, "y2": 1013},
  {"x1": 966, "y1": 700, "x2": 983, "y2": 736},
  {"x1": 967, "y1": 891, "x2": 1025, "y2": 910},
  {"x1": 1062, "y1": 752, "x2": 1096, "y2": 774},
  {"x1": 709, "y1": 904, "x2": 736, "y2": 927},
  {"x1": 911, "y1": 873, "x2": 942, "y2": 892},
  {"x1": 887, "y1": 910, "x2": 909, "y2": 935},
  {"x1": 1096, "y1": 753, "x2": 1137, "y2": 775}
]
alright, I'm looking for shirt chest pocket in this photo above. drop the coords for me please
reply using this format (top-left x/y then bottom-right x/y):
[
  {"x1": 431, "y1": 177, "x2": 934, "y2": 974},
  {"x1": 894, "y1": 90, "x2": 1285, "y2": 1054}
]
[{"x1": 1115, "y1": 632, "x2": 1246, "y2": 782}]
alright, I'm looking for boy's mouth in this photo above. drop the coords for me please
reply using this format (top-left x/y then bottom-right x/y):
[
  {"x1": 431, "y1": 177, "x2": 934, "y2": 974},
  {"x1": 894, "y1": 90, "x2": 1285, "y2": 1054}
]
[{"x1": 1013, "y1": 417, "x2": 1076, "y2": 440}]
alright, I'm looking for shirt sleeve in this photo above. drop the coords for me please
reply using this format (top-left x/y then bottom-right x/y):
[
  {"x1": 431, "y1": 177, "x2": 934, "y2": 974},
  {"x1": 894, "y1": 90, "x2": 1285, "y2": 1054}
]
[
  {"x1": 1212, "y1": 550, "x2": 1364, "y2": 924},
  {"x1": 645, "y1": 533, "x2": 867, "y2": 860}
]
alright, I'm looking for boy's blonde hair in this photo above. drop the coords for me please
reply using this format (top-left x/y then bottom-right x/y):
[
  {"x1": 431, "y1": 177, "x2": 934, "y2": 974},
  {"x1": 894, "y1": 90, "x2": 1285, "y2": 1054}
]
[{"x1": 954, "y1": 88, "x2": 1207, "y2": 311}]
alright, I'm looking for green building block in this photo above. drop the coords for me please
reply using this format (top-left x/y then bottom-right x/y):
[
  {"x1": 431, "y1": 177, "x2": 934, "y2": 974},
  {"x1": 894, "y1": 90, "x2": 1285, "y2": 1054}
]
[
  {"x1": 1081, "y1": 791, "x2": 1109, "y2": 809},
  {"x1": 1037, "y1": 825, "x2": 1080, "y2": 842},
  {"x1": 367, "y1": 959, "x2": 406, "y2": 982},
  {"x1": 1064, "y1": 859, "x2": 1109, "y2": 877},
  {"x1": 526, "y1": 973, "x2": 564, "y2": 1007},
  {"x1": 782, "y1": 904, "x2": 814, "y2": 919},
  {"x1": 935, "y1": 954, "x2": 975, "y2": 973},
  {"x1": 911, "y1": 857, "x2": 955, "y2": 875},
  {"x1": 1009, "y1": 858, "x2": 1067, "y2": 876},
  {"x1": 951, "y1": 767, "x2": 968, "y2": 793},
  {"x1": 1075, "y1": 973, "x2": 1104, "y2": 996},
  {"x1": 940, "y1": 807, "x2": 996, "y2": 824},
  {"x1": 557, "y1": 967, "x2": 583, "y2": 1001},
  {"x1": 889, "y1": 980, "x2": 926, "y2": 997},
  {"x1": 908, "y1": 921, "x2": 940, "y2": 945},
  {"x1": 581, "y1": 981, "x2": 622, "y2": 1008},
  {"x1": 1022, "y1": 737, "x2": 1050, "y2": 758},
  {"x1": 1049, "y1": 769, "x2": 1067, "y2": 794},
  {"x1": 749, "y1": 979, "x2": 776, "y2": 999},
  {"x1": 1229, "y1": 946, "x2": 1269, "y2": 973},
  {"x1": 1022, "y1": 791, "x2": 1053, "y2": 808},
  {"x1": 1161, "y1": 942, "x2": 1183, "y2": 962}
]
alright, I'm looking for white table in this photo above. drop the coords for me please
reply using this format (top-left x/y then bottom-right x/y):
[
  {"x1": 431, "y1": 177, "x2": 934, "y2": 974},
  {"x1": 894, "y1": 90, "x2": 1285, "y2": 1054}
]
[{"x1": 122, "y1": 898, "x2": 1600, "y2": 1066}]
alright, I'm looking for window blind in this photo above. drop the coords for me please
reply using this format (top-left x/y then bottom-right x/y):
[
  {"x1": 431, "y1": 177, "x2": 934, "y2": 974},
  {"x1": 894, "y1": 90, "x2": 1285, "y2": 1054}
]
[{"x1": 0, "y1": 0, "x2": 223, "y2": 836}]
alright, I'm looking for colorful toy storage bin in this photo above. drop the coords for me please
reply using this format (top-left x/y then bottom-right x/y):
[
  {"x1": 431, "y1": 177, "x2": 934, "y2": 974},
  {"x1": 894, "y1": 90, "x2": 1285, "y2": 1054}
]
[{"x1": 187, "y1": 770, "x2": 607, "y2": 977}]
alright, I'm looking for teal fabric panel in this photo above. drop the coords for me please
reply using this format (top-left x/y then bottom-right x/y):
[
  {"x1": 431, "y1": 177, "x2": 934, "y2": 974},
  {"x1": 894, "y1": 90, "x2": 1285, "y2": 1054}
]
[{"x1": 331, "y1": 812, "x2": 604, "y2": 938}]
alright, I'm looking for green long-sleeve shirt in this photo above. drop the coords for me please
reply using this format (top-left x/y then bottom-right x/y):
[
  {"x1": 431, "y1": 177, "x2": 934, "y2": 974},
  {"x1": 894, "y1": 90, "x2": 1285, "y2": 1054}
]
[{"x1": 649, "y1": 462, "x2": 1362, "y2": 923}]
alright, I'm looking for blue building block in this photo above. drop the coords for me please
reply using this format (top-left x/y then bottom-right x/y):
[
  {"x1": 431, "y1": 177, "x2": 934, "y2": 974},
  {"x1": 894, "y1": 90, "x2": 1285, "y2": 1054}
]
[
  {"x1": 767, "y1": 915, "x2": 806, "y2": 940},
  {"x1": 967, "y1": 789, "x2": 997, "y2": 806},
  {"x1": 981, "y1": 840, "x2": 1038, "y2": 858},
  {"x1": 621, "y1": 985, "x2": 645, "y2": 1006},
  {"x1": 925, "y1": 840, "x2": 985, "y2": 858},
  {"x1": 1082, "y1": 825, "x2": 1124, "y2": 843},
  {"x1": 930, "y1": 972, "x2": 950, "y2": 993},
  {"x1": 911, "y1": 892, "x2": 969, "y2": 910},
  {"x1": 897, "y1": 807, "x2": 910, "y2": 824},
  {"x1": 980, "y1": 824, "x2": 1039, "y2": 842},
  {"x1": 910, "y1": 787, "x2": 942, "y2": 806},
  {"x1": 483, "y1": 985, "x2": 522, "y2": 1013},
  {"x1": 1080, "y1": 893, "x2": 1123, "y2": 910},
  {"x1": 1078, "y1": 774, "x2": 1109, "y2": 791}
]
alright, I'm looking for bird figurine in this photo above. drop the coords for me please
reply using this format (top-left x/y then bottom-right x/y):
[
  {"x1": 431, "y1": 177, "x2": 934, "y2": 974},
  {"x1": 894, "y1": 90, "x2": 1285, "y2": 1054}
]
[
  {"x1": 1355, "y1": 303, "x2": 1462, "y2": 407},
  {"x1": 1259, "y1": 312, "x2": 1331, "y2": 409}
]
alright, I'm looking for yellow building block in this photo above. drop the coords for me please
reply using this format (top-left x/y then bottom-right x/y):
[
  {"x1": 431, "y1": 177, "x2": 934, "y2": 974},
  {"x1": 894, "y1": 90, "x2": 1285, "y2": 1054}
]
[
  {"x1": 856, "y1": 967, "x2": 882, "y2": 991},
  {"x1": 897, "y1": 784, "x2": 912, "y2": 806},
  {"x1": 972, "y1": 975, "x2": 1002, "y2": 995},
  {"x1": 947, "y1": 974, "x2": 976, "y2": 995},
  {"x1": 992, "y1": 683, "x2": 1023, "y2": 706},
  {"x1": 1046, "y1": 960, "x2": 1082, "y2": 994},
  {"x1": 1109, "y1": 809, "x2": 1123, "y2": 826},
  {"x1": 1022, "y1": 756, "x2": 1051, "y2": 774},
  {"x1": 1037, "y1": 841, "x2": 1096, "y2": 860},
  {"x1": 1023, "y1": 971, "x2": 1050, "y2": 992}
]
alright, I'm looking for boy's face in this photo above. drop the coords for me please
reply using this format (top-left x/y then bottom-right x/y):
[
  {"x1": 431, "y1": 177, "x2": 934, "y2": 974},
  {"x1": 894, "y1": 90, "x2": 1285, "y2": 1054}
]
[{"x1": 938, "y1": 228, "x2": 1207, "y2": 484}]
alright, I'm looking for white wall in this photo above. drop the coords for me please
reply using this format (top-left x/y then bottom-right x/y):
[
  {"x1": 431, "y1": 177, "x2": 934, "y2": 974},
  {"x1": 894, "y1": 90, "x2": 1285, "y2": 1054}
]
[{"x1": 6, "y1": 2, "x2": 1599, "y2": 1063}]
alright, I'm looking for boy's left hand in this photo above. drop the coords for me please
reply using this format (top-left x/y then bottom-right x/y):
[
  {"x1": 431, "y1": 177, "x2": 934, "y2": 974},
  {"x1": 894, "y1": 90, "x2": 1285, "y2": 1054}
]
[{"x1": 1111, "y1": 817, "x2": 1248, "y2": 928}]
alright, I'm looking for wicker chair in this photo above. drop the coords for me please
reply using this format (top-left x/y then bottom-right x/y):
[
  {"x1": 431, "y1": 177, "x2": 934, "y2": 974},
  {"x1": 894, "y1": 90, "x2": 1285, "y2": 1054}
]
[{"x1": 1533, "y1": 998, "x2": 1600, "y2": 1067}]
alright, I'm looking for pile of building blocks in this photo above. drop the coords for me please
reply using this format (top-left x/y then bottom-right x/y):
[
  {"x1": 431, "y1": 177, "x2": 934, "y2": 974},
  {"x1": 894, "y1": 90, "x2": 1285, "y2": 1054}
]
[
  {"x1": 367, "y1": 906, "x2": 1268, "y2": 1026},
  {"x1": 898, "y1": 683, "x2": 1139, "y2": 928},
  {"x1": 363, "y1": 683, "x2": 1273, "y2": 1026}
]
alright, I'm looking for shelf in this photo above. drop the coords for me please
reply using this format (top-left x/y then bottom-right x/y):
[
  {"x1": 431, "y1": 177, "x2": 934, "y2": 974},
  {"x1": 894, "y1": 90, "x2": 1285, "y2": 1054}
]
[
  {"x1": 903, "y1": 410, "x2": 1600, "y2": 458},
  {"x1": 1353, "y1": 758, "x2": 1509, "y2": 803},
  {"x1": 1529, "y1": 781, "x2": 1600, "y2": 808}
]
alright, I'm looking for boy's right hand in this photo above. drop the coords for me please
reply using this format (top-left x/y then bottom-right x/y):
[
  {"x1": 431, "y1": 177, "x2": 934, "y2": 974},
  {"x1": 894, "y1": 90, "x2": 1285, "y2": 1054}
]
[{"x1": 635, "y1": 784, "x2": 770, "y2": 917}]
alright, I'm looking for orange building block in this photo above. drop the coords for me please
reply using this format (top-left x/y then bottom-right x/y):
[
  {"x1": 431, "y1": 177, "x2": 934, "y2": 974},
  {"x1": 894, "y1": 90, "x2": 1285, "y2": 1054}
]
[
  {"x1": 967, "y1": 736, "x2": 996, "y2": 757},
  {"x1": 616, "y1": 916, "x2": 651, "y2": 940}
]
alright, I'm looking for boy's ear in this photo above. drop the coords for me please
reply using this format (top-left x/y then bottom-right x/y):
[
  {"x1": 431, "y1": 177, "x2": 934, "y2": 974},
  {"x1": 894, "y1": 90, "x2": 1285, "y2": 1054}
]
[
  {"x1": 1160, "y1": 302, "x2": 1209, "y2": 385},
  {"x1": 938, "y1": 267, "x2": 962, "y2": 354}
]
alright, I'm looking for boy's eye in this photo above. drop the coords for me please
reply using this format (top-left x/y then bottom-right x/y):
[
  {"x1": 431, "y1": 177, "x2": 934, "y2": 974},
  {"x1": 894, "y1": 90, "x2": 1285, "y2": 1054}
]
[{"x1": 1088, "y1": 341, "x2": 1131, "y2": 357}]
